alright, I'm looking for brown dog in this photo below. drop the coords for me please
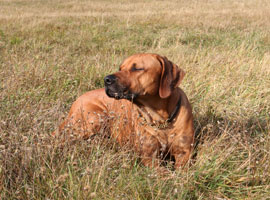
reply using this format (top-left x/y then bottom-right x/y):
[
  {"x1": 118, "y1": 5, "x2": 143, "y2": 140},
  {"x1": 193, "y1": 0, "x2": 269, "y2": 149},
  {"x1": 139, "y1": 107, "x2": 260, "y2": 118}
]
[{"x1": 53, "y1": 53, "x2": 194, "y2": 170}]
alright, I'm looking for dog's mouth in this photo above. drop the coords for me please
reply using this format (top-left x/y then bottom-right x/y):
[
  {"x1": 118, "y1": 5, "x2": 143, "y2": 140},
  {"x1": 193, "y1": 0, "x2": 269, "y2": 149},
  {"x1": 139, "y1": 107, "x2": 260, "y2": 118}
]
[{"x1": 105, "y1": 87, "x2": 137, "y2": 101}]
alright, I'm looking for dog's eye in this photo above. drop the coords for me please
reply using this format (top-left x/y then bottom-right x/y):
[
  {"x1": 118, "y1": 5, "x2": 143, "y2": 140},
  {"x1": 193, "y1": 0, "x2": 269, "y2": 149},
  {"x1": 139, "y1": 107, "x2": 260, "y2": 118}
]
[{"x1": 131, "y1": 64, "x2": 144, "y2": 72}]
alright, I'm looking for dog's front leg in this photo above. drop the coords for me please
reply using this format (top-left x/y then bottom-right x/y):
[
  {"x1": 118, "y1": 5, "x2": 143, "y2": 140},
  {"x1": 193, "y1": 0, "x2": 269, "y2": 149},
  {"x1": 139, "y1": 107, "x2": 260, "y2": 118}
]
[{"x1": 170, "y1": 134, "x2": 193, "y2": 169}]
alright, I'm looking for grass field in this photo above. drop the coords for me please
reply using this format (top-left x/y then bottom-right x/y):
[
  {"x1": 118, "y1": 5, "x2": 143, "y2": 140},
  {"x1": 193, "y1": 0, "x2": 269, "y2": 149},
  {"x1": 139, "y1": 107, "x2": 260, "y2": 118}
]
[{"x1": 1, "y1": 0, "x2": 270, "y2": 199}]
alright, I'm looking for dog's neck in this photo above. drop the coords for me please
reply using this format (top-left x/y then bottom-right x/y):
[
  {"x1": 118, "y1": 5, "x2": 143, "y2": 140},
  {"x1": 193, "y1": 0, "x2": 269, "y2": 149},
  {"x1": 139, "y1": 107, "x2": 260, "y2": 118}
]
[{"x1": 134, "y1": 89, "x2": 181, "y2": 124}]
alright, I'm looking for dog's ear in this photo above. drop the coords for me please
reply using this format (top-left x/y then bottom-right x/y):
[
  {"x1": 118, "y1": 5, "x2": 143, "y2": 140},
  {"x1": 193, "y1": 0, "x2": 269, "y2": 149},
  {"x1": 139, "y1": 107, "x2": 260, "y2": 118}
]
[{"x1": 157, "y1": 56, "x2": 185, "y2": 98}]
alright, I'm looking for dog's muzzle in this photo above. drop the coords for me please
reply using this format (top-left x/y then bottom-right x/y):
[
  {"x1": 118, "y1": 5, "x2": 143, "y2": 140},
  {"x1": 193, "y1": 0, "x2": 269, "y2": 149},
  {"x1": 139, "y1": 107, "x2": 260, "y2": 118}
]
[{"x1": 104, "y1": 75, "x2": 137, "y2": 100}]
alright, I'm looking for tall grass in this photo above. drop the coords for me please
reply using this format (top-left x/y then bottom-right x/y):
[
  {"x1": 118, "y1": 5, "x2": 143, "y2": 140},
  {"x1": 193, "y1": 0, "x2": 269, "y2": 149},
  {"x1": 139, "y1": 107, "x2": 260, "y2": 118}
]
[{"x1": 1, "y1": 0, "x2": 270, "y2": 199}]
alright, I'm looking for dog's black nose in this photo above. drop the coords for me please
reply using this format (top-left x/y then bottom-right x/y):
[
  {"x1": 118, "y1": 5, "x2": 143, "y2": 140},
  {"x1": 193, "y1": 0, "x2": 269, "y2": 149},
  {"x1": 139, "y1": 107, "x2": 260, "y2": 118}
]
[{"x1": 104, "y1": 75, "x2": 116, "y2": 85}]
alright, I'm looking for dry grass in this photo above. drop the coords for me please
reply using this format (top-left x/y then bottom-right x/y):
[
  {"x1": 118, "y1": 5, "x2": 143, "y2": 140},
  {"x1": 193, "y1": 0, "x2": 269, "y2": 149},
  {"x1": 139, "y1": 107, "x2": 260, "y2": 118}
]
[{"x1": 1, "y1": 0, "x2": 270, "y2": 199}]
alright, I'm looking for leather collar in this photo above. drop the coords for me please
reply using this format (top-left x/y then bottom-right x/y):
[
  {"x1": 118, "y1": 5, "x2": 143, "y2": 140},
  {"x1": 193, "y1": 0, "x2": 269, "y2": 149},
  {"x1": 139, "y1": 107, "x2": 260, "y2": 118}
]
[
  {"x1": 167, "y1": 96, "x2": 181, "y2": 123},
  {"x1": 135, "y1": 95, "x2": 181, "y2": 126}
]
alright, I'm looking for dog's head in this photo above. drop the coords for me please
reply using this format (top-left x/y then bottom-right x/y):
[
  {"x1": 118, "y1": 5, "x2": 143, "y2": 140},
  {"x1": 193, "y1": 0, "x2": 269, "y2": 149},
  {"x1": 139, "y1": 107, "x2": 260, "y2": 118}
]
[{"x1": 104, "y1": 53, "x2": 185, "y2": 101}]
